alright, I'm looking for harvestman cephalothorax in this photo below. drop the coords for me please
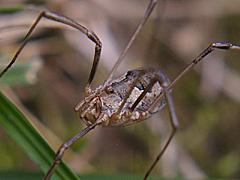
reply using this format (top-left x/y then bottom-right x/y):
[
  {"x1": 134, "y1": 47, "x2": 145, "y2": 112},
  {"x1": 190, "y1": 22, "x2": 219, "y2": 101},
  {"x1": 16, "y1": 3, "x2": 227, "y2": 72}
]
[{"x1": 1, "y1": 0, "x2": 240, "y2": 179}]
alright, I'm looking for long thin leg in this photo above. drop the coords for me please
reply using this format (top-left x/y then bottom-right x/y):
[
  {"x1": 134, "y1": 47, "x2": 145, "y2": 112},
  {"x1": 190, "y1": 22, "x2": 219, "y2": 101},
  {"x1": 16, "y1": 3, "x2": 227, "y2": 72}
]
[
  {"x1": 149, "y1": 42, "x2": 240, "y2": 111},
  {"x1": 124, "y1": 75, "x2": 178, "y2": 179},
  {"x1": 142, "y1": 42, "x2": 240, "y2": 179},
  {"x1": 168, "y1": 42, "x2": 240, "y2": 90},
  {"x1": 144, "y1": 87, "x2": 178, "y2": 180},
  {"x1": 115, "y1": 71, "x2": 144, "y2": 115},
  {"x1": 105, "y1": 0, "x2": 159, "y2": 84},
  {"x1": 0, "y1": 11, "x2": 102, "y2": 87},
  {"x1": 130, "y1": 77, "x2": 159, "y2": 111},
  {"x1": 43, "y1": 121, "x2": 100, "y2": 180},
  {"x1": 116, "y1": 76, "x2": 160, "y2": 127}
]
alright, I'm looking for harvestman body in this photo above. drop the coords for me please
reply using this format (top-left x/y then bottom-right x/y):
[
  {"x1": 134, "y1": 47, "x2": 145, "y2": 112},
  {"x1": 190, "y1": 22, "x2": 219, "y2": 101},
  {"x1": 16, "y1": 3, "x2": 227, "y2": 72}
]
[{"x1": 1, "y1": 0, "x2": 240, "y2": 180}]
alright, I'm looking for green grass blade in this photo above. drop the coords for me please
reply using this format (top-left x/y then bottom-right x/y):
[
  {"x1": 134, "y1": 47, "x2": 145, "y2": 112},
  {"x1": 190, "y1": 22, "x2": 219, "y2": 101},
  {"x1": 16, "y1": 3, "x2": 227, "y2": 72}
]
[{"x1": 0, "y1": 91, "x2": 80, "y2": 180}]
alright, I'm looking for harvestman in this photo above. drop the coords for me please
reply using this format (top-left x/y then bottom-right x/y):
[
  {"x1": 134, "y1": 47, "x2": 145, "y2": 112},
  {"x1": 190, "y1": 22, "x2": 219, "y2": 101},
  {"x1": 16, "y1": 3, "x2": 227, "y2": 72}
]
[{"x1": 0, "y1": 0, "x2": 240, "y2": 179}]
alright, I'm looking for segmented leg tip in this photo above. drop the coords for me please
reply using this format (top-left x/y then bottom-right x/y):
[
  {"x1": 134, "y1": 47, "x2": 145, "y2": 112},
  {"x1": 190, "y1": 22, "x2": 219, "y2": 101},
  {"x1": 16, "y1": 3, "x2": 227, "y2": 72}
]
[
  {"x1": 212, "y1": 42, "x2": 233, "y2": 49},
  {"x1": 231, "y1": 45, "x2": 240, "y2": 50}
]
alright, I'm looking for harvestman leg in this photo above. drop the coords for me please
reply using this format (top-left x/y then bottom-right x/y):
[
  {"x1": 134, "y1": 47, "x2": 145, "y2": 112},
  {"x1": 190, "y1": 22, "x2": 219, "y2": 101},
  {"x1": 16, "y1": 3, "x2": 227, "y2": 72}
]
[
  {"x1": 124, "y1": 74, "x2": 178, "y2": 179},
  {"x1": 115, "y1": 71, "x2": 145, "y2": 116},
  {"x1": 111, "y1": 0, "x2": 162, "y2": 116},
  {"x1": 168, "y1": 42, "x2": 240, "y2": 90},
  {"x1": 119, "y1": 75, "x2": 168, "y2": 128},
  {"x1": 43, "y1": 121, "x2": 102, "y2": 180},
  {"x1": 0, "y1": 10, "x2": 103, "y2": 179},
  {"x1": 147, "y1": 42, "x2": 240, "y2": 114},
  {"x1": 0, "y1": 11, "x2": 102, "y2": 87},
  {"x1": 144, "y1": 86, "x2": 178, "y2": 180},
  {"x1": 141, "y1": 42, "x2": 240, "y2": 179},
  {"x1": 106, "y1": 0, "x2": 159, "y2": 83}
]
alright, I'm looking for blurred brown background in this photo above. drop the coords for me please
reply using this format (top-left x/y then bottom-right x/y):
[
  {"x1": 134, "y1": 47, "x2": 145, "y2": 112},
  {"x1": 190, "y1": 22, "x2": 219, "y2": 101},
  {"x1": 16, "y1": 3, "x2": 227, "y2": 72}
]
[{"x1": 0, "y1": 0, "x2": 240, "y2": 179}]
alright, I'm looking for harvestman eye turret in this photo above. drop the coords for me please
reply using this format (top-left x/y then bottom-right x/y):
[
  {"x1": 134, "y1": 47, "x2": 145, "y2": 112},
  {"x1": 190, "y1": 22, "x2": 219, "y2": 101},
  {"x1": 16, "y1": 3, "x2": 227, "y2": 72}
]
[{"x1": 0, "y1": 0, "x2": 240, "y2": 180}]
